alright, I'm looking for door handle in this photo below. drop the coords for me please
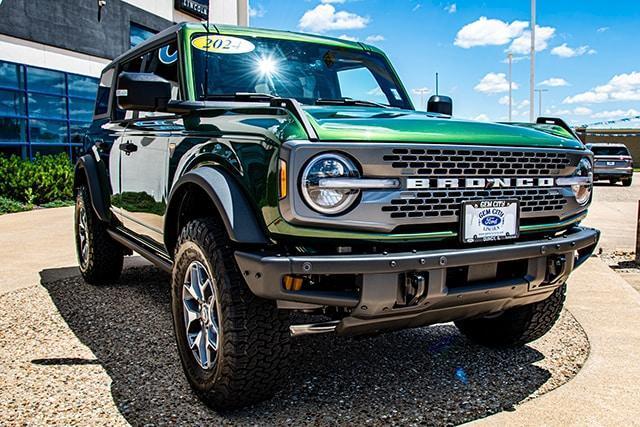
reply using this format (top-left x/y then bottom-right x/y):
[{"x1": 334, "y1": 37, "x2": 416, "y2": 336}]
[{"x1": 119, "y1": 141, "x2": 138, "y2": 155}]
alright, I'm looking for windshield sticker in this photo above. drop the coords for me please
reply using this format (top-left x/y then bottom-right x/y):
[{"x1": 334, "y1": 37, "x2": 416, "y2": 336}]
[
  {"x1": 191, "y1": 35, "x2": 255, "y2": 54},
  {"x1": 159, "y1": 45, "x2": 178, "y2": 65}
]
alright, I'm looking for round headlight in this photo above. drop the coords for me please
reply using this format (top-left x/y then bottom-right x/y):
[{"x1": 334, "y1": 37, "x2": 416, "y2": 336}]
[
  {"x1": 573, "y1": 158, "x2": 593, "y2": 205},
  {"x1": 300, "y1": 153, "x2": 360, "y2": 214}
]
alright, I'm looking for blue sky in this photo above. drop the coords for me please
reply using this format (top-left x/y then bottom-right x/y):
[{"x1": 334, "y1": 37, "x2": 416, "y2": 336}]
[{"x1": 247, "y1": 0, "x2": 640, "y2": 126}]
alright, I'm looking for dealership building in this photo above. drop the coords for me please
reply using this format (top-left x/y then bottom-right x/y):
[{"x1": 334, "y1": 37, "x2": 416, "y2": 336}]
[{"x1": 0, "y1": 0, "x2": 248, "y2": 159}]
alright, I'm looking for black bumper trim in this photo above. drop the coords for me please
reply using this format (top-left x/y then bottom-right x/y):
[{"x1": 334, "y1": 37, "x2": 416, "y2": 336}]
[{"x1": 236, "y1": 227, "x2": 598, "y2": 293}]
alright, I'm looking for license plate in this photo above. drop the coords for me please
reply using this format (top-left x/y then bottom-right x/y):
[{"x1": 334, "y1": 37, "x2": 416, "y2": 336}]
[
  {"x1": 461, "y1": 200, "x2": 519, "y2": 243},
  {"x1": 606, "y1": 161, "x2": 615, "y2": 166}
]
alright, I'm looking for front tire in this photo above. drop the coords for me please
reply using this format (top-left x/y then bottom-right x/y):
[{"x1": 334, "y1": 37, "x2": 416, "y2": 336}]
[
  {"x1": 75, "y1": 186, "x2": 123, "y2": 284},
  {"x1": 171, "y1": 218, "x2": 290, "y2": 410},
  {"x1": 623, "y1": 177, "x2": 632, "y2": 187},
  {"x1": 455, "y1": 284, "x2": 566, "y2": 347}
]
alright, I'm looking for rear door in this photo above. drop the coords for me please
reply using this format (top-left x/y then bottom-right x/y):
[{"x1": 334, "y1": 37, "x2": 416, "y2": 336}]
[{"x1": 118, "y1": 39, "x2": 182, "y2": 247}]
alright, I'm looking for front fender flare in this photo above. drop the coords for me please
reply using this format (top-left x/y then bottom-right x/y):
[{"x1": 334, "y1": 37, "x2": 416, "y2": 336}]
[{"x1": 165, "y1": 168, "x2": 269, "y2": 248}]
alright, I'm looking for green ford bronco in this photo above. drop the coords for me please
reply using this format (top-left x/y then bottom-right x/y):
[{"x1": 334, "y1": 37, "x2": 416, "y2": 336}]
[{"x1": 74, "y1": 22, "x2": 600, "y2": 409}]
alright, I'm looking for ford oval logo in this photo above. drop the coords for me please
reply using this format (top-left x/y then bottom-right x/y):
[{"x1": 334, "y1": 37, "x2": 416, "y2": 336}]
[{"x1": 482, "y1": 215, "x2": 502, "y2": 226}]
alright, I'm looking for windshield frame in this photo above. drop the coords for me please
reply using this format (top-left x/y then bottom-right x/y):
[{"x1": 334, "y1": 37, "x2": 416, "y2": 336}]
[{"x1": 186, "y1": 32, "x2": 414, "y2": 110}]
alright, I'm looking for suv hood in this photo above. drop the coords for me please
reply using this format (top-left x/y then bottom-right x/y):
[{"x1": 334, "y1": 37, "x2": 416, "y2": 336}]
[{"x1": 302, "y1": 106, "x2": 584, "y2": 149}]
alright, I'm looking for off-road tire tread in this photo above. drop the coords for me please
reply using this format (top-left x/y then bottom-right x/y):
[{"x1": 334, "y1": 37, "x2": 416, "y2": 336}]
[
  {"x1": 454, "y1": 284, "x2": 566, "y2": 347},
  {"x1": 173, "y1": 218, "x2": 290, "y2": 410},
  {"x1": 75, "y1": 186, "x2": 123, "y2": 284}
]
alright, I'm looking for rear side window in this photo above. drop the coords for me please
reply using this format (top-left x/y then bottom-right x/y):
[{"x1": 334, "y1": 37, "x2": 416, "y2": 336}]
[
  {"x1": 143, "y1": 41, "x2": 180, "y2": 100},
  {"x1": 592, "y1": 146, "x2": 630, "y2": 156}
]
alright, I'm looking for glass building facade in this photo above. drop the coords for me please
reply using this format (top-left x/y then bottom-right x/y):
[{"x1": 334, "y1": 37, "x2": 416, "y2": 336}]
[{"x1": 0, "y1": 60, "x2": 98, "y2": 159}]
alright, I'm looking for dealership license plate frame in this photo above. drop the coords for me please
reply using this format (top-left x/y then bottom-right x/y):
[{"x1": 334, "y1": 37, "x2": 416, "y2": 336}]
[{"x1": 460, "y1": 199, "x2": 520, "y2": 244}]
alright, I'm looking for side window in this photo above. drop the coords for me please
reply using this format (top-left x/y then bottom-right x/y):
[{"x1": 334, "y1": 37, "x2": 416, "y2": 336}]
[
  {"x1": 113, "y1": 54, "x2": 144, "y2": 120},
  {"x1": 94, "y1": 68, "x2": 114, "y2": 117},
  {"x1": 143, "y1": 41, "x2": 180, "y2": 100}
]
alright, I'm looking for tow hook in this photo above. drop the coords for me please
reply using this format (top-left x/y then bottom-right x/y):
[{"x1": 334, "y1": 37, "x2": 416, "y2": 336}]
[
  {"x1": 546, "y1": 255, "x2": 568, "y2": 285},
  {"x1": 398, "y1": 273, "x2": 427, "y2": 306}
]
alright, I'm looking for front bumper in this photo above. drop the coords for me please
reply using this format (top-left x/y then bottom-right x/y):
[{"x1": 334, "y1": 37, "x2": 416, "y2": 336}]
[{"x1": 235, "y1": 226, "x2": 600, "y2": 335}]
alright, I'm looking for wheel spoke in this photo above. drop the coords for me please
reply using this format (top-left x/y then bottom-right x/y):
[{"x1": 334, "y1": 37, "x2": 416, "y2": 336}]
[
  {"x1": 182, "y1": 300, "x2": 199, "y2": 330},
  {"x1": 183, "y1": 283, "x2": 200, "y2": 303}
]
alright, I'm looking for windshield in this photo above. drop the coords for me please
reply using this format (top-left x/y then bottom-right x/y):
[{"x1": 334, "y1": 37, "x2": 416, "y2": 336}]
[
  {"x1": 590, "y1": 146, "x2": 630, "y2": 156},
  {"x1": 190, "y1": 34, "x2": 412, "y2": 109}
]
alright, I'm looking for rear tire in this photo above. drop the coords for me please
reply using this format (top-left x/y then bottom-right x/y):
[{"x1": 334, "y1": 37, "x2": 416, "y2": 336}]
[
  {"x1": 171, "y1": 218, "x2": 290, "y2": 410},
  {"x1": 623, "y1": 177, "x2": 632, "y2": 187},
  {"x1": 75, "y1": 186, "x2": 123, "y2": 284},
  {"x1": 455, "y1": 284, "x2": 566, "y2": 347}
]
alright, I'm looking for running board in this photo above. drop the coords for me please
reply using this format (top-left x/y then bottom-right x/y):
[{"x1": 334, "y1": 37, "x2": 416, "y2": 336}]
[
  {"x1": 290, "y1": 320, "x2": 340, "y2": 337},
  {"x1": 107, "y1": 229, "x2": 173, "y2": 273}
]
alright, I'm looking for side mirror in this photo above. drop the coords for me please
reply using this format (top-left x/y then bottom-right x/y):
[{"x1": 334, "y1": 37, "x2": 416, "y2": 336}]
[
  {"x1": 427, "y1": 95, "x2": 453, "y2": 116},
  {"x1": 116, "y1": 72, "x2": 172, "y2": 112}
]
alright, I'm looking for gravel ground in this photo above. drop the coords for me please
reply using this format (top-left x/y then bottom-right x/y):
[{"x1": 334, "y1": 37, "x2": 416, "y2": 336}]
[{"x1": 0, "y1": 265, "x2": 589, "y2": 426}]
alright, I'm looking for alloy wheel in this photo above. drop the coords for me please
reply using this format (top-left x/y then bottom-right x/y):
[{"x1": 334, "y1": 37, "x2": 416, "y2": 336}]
[{"x1": 182, "y1": 261, "x2": 220, "y2": 369}]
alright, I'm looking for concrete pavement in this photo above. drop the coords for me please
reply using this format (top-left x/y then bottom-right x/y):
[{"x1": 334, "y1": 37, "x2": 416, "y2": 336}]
[
  {"x1": 0, "y1": 206, "x2": 76, "y2": 295},
  {"x1": 470, "y1": 257, "x2": 640, "y2": 426}
]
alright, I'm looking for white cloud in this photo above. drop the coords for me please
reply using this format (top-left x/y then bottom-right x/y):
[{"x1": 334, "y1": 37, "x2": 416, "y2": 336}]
[
  {"x1": 539, "y1": 77, "x2": 570, "y2": 87},
  {"x1": 365, "y1": 34, "x2": 385, "y2": 43},
  {"x1": 591, "y1": 109, "x2": 640, "y2": 119},
  {"x1": 454, "y1": 17, "x2": 528, "y2": 48},
  {"x1": 501, "y1": 55, "x2": 528, "y2": 64},
  {"x1": 411, "y1": 87, "x2": 431, "y2": 95},
  {"x1": 597, "y1": 26, "x2": 609, "y2": 33},
  {"x1": 474, "y1": 72, "x2": 519, "y2": 94},
  {"x1": 551, "y1": 43, "x2": 596, "y2": 58},
  {"x1": 445, "y1": 3, "x2": 457, "y2": 13},
  {"x1": 338, "y1": 34, "x2": 359, "y2": 41},
  {"x1": 508, "y1": 25, "x2": 556, "y2": 54},
  {"x1": 249, "y1": 4, "x2": 266, "y2": 18},
  {"x1": 321, "y1": 0, "x2": 346, "y2": 3},
  {"x1": 474, "y1": 114, "x2": 491, "y2": 122},
  {"x1": 498, "y1": 95, "x2": 510, "y2": 105},
  {"x1": 573, "y1": 107, "x2": 593, "y2": 116},
  {"x1": 299, "y1": 4, "x2": 369, "y2": 33},
  {"x1": 367, "y1": 87, "x2": 385, "y2": 97},
  {"x1": 563, "y1": 71, "x2": 640, "y2": 104}
]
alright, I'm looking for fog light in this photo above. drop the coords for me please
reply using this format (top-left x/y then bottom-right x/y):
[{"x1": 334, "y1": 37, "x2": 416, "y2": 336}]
[{"x1": 283, "y1": 275, "x2": 303, "y2": 291}]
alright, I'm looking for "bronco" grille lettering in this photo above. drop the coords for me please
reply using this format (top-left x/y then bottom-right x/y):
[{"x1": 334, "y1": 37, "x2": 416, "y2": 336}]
[{"x1": 406, "y1": 177, "x2": 555, "y2": 189}]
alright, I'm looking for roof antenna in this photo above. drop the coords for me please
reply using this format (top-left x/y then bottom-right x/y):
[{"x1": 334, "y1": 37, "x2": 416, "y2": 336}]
[{"x1": 435, "y1": 72, "x2": 439, "y2": 96}]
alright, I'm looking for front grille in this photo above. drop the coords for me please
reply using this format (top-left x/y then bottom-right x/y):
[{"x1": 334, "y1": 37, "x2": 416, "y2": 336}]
[
  {"x1": 382, "y1": 188, "x2": 567, "y2": 219},
  {"x1": 383, "y1": 148, "x2": 570, "y2": 176}
]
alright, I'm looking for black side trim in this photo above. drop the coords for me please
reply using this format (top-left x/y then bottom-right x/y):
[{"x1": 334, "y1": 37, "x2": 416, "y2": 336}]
[
  {"x1": 166, "y1": 167, "x2": 269, "y2": 246},
  {"x1": 107, "y1": 229, "x2": 173, "y2": 272},
  {"x1": 74, "y1": 154, "x2": 111, "y2": 223}
]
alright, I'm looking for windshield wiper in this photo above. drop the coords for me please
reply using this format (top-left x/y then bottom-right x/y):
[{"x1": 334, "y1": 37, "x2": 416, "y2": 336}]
[
  {"x1": 201, "y1": 92, "x2": 277, "y2": 102},
  {"x1": 315, "y1": 97, "x2": 388, "y2": 108}
]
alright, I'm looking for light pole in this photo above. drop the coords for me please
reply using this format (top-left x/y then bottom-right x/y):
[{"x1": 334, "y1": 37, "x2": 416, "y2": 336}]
[
  {"x1": 535, "y1": 88, "x2": 548, "y2": 116},
  {"x1": 507, "y1": 52, "x2": 513, "y2": 121},
  {"x1": 529, "y1": 0, "x2": 536, "y2": 122}
]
